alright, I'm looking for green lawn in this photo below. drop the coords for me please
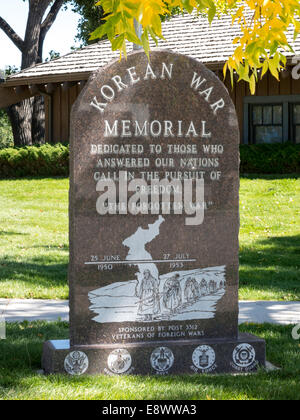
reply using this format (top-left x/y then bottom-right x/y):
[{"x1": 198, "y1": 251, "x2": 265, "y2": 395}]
[
  {"x1": 0, "y1": 178, "x2": 69, "y2": 299},
  {"x1": 0, "y1": 176, "x2": 299, "y2": 300},
  {"x1": 0, "y1": 322, "x2": 299, "y2": 400},
  {"x1": 239, "y1": 175, "x2": 300, "y2": 300}
]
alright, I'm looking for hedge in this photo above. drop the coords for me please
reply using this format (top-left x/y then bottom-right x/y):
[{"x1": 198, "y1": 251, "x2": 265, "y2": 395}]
[
  {"x1": 0, "y1": 143, "x2": 69, "y2": 178},
  {"x1": 240, "y1": 143, "x2": 300, "y2": 174},
  {"x1": 0, "y1": 143, "x2": 299, "y2": 178}
]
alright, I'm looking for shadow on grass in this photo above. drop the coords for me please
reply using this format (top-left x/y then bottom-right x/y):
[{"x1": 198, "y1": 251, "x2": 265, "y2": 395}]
[
  {"x1": 0, "y1": 323, "x2": 299, "y2": 400},
  {"x1": 0, "y1": 231, "x2": 30, "y2": 236},
  {"x1": 0, "y1": 258, "x2": 68, "y2": 291},
  {"x1": 240, "y1": 234, "x2": 300, "y2": 299},
  {"x1": 241, "y1": 173, "x2": 300, "y2": 180},
  {"x1": 0, "y1": 321, "x2": 69, "y2": 371},
  {"x1": 0, "y1": 235, "x2": 299, "y2": 300},
  {"x1": 2, "y1": 175, "x2": 299, "y2": 181},
  {"x1": 0, "y1": 176, "x2": 68, "y2": 181},
  {"x1": 28, "y1": 245, "x2": 69, "y2": 251}
]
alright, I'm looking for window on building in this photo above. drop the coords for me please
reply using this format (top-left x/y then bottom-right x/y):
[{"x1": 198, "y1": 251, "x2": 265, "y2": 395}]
[
  {"x1": 251, "y1": 104, "x2": 283, "y2": 143},
  {"x1": 292, "y1": 104, "x2": 300, "y2": 144},
  {"x1": 244, "y1": 96, "x2": 300, "y2": 144}
]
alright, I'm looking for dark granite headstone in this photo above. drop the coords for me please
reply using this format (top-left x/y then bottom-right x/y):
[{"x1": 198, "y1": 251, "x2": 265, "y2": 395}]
[{"x1": 42, "y1": 50, "x2": 265, "y2": 375}]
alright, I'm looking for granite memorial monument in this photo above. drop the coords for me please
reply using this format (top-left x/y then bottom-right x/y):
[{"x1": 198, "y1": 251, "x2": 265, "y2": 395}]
[{"x1": 42, "y1": 50, "x2": 266, "y2": 375}]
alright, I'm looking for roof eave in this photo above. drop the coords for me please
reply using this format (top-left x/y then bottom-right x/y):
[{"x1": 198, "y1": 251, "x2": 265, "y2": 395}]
[
  {"x1": 2, "y1": 55, "x2": 297, "y2": 89},
  {"x1": 2, "y1": 62, "x2": 226, "y2": 88},
  {"x1": 3, "y1": 70, "x2": 92, "y2": 88}
]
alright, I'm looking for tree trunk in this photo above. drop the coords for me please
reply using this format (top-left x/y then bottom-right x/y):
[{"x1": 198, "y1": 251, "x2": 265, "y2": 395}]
[
  {"x1": 32, "y1": 95, "x2": 45, "y2": 144},
  {"x1": 1, "y1": 0, "x2": 62, "y2": 147},
  {"x1": 6, "y1": 99, "x2": 33, "y2": 147},
  {"x1": 5, "y1": 0, "x2": 49, "y2": 146},
  {"x1": 16, "y1": 0, "x2": 48, "y2": 145}
]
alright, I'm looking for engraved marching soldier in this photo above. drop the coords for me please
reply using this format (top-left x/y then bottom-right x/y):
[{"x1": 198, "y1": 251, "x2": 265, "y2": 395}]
[
  {"x1": 200, "y1": 278, "x2": 208, "y2": 296},
  {"x1": 163, "y1": 273, "x2": 182, "y2": 313},
  {"x1": 135, "y1": 269, "x2": 160, "y2": 321},
  {"x1": 209, "y1": 279, "x2": 215, "y2": 294},
  {"x1": 184, "y1": 277, "x2": 200, "y2": 302}
]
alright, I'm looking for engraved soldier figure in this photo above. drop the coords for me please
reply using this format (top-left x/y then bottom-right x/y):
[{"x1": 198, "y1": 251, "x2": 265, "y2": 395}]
[
  {"x1": 209, "y1": 279, "x2": 215, "y2": 294},
  {"x1": 135, "y1": 269, "x2": 160, "y2": 321},
  {"x1": 200, "y1": 278, "x2": 208, "y2": 296},
  {"x1": 184, "y1": 277, "x2": 200, "y2": 302},
  {"x1": 163, "y1": 273, "x2": 182, "y2": 313}
]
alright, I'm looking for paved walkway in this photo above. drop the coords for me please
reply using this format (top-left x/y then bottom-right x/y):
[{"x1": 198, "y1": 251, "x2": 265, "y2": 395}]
[
  {"x1": 0, "y1": 298, "x2": 300, "y2": 325},
  {"x1": 0, "y1": 299, "x2": 69, "y2": 322}
]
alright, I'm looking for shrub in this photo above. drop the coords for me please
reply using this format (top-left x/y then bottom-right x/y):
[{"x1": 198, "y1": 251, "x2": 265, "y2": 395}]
[
  {"x1": 0, "y1": 143, "x2": 69, "y2": 178},
  {"x1": 0, "y1": 143, "x2": 299, "y2": 178},
  {"x1": 240, "y1": 143, "x2": 300, "y2": 174}
]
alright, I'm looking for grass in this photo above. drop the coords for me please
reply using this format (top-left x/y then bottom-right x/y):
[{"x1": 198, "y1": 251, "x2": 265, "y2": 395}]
[
  {"x1": 0, "y1": 175, "x2": 299, "y2": 300},
  {"x1": 0, "y1": 178, "x2": 68, "y2": 299},
  {"x1": 0, "y1": 322, "x2": 299, "y2": 400},
  {"x1": 239, "y1": 175, "x2": 300, "y2": 300}
]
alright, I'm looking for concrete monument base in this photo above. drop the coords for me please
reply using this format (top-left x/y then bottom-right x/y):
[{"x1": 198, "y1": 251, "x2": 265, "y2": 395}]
[{"x1": 42, "y1": 333, "x2": 265, "y2": 376}]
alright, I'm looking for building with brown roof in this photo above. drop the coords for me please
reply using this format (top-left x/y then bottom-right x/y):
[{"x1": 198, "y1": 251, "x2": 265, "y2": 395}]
[{"x1": 1, "y1": 12, "x2": 300, "y2": 144}]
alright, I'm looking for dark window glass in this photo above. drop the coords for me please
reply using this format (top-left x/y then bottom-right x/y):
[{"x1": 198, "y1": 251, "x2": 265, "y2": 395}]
[
  {"x1": 263, "y1": 106, "x2": 272, "y2": 124},
  {"x1": 253, "y1": 106, "x2": 262, "y2": 125},
  {"x1": 255, "y1": 126, "x2": 283, "y2": 144},
  {"x1": 273, "y1": 106, "x2": 283, "y2": 124},
  {"x1": 295, "y1": 126, "x2": 300, "y2": 144},
  {"x1": 292, "y1": 104, "x2": 300, "y2": 143},
  {"x1": 294, "y1": 105, "x2": 300, "y2": 124},
  {"x1": 251, "y1": 104, "x2": 283, "y2": 144}
]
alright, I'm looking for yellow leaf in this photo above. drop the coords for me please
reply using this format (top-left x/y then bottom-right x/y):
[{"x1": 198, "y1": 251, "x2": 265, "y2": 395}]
[
  {"x1": 261, "y1": 60, "x2": 269, "y2": 78},
  {"x1": 250, "y1": 74, "x2": 256, "y2": 95},
  {"x1": 223, "y1": 62, "x2": 228, "y2": 80},
  {"x1": 269, "y1": 59, "x2": 280, "y2": 80},
  {"x1": 91, "y1": 0, "x2": 296, "y2": 73}
]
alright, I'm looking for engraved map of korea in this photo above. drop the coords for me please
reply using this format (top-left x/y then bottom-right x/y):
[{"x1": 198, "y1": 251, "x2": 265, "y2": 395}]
[{"x1": 88, "y1": 216, "x2": 226, "y2": 323}]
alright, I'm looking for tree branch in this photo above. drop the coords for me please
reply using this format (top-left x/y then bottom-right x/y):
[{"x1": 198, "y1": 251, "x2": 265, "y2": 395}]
[
  {"x1": 41, "y1": 0, "x2": 64, "y2": 38},
  {"x1": 0, "y1": 16, "x2": 24, "y2": 51}
]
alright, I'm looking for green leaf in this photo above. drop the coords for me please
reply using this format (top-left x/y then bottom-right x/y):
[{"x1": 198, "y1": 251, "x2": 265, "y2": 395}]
[
  {"x1": 245, "y1": 42, "x2": 257, "y2": 55},
  {"x1": 125, "y1": 32, "x2": 141, "y2": 45},
  {"x1": 89, "y1": 21, "x2": 110, "y2": 40},
  {"x1": 148, "y1": 27, "x2": 159, "y2": 46},
  {"x1": 108, "y1": 12, "x2": 122, "y2": 26},
  {"x1": 237, "y1": 62, "x2": 250, "y2": 83},
  {"x1": 182, "y1": 0, "x2": 193, "y2": 14},
  {"x1": 111, "y1": 34, "x2": 125, "y2": 51},
  {"x1": 141, "y1": 30, "x2": 150, "y2": 59},
  {"x1": 123, "y1": 2, "x2": 139, "y2": 11},
  {"x1": 207, "y1": 1, "x2": 216, "y2": 24},
  {"x1": 112, "y1": 0, "x2": 120, "y2": 13},
  {"x1": 270, "y1": 41, "x2": 279, "y2": 56}
]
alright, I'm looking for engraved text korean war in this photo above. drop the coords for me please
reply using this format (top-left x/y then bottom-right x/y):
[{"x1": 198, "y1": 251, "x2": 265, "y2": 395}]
[{"x1": 42, "y1": 50, "x2": 266, "y2": 375}]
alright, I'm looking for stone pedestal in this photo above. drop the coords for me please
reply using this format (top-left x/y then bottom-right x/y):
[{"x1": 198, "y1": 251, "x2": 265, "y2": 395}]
[
  {"x1": 43, "y1": 333, "x2": 265, "y2": 375},
  {"x1": 42, "y1": 49, "x2": 265, "y2": 375}
]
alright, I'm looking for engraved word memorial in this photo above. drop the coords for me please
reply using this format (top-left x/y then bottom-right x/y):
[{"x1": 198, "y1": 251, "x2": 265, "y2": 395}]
[{"x1": 42, "y1": 50, "x2": 266, "y2": 375}]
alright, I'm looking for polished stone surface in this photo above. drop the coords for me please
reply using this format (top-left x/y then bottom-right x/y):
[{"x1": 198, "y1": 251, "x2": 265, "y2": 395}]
[
  {"x1": 69, "y1": 50, "x2": 240, "y2": 348},
  {"x1": 43, "y1": 333, "x2": 266, "y2": 375},
  {"x1": 42, "y1": 49, "x2": 266, "y2": 375}
]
